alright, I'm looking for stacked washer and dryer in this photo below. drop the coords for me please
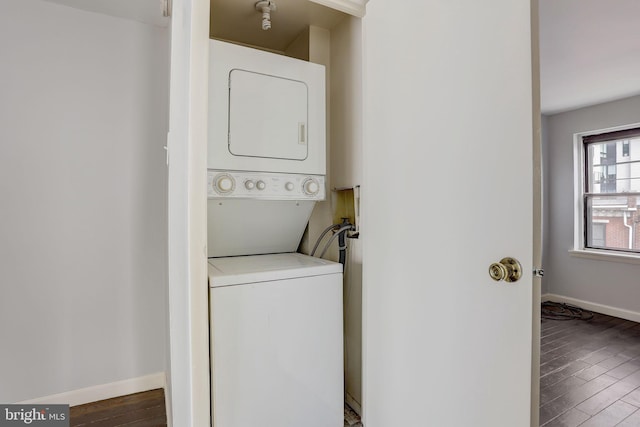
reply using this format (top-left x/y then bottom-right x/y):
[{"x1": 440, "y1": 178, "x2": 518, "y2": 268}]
[{"x1": 206, "y1": 40, "x2": 344, "y2": 427}]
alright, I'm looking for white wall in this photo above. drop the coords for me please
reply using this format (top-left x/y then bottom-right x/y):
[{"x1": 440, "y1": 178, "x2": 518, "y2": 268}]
[
  {"x1": 330, "y1": 15, "x2": 363, "y2": 410},
  {"x1": 0, "y1": 0, "x2": 169, "y2": 402},
  {"x1": 541, "y1": 113, "x2": 550, "y2": 295},
  {"x1": 543, "y1": 94, "x2": 640, "y2": 313}
]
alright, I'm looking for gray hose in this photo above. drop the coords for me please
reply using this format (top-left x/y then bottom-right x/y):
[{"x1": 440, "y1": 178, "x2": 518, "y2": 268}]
[
  {"x1": 310, "y1": 223, "x2": 340, "y2": 256},
  {"x1": 318, "y1": 224, "x2": 354, "y2": 258}
]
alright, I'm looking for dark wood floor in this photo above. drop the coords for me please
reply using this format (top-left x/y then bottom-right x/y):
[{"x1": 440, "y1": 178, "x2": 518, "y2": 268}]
[
  {"x1": 70, "y1": 388, "x2": 166, "y2": 427},
  {"x1": 69, "y1": 310, "x2": 640, "y2": 427},
  {"x1": 540, "y1": 310, "x2": 640, "y2": 426}
]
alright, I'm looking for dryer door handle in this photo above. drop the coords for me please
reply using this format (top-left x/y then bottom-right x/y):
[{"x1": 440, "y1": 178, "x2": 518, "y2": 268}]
[{"x1": 298, "y1": 122, "x2": 306, "y2": 145}]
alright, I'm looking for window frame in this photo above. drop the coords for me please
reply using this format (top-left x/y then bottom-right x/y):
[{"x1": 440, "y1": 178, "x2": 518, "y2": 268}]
[{"x1": 572, "y1": 123, "x2": 640, "y2": 263}]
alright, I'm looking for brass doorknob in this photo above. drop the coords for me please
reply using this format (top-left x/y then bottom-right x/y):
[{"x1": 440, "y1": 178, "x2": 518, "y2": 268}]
[{"x1": 489, "y1": 257, "x2": 522, "y2": 282}]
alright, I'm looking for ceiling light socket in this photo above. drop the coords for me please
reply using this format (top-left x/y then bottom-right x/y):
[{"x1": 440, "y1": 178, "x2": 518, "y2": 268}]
[{"x1": 255, "y1": 1, "x2": 276, "y2": 31}]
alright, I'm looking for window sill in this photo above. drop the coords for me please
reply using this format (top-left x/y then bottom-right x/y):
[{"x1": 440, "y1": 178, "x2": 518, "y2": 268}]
[{"x1": 569, "y1": 249, "x2": 640, "y2": 265}]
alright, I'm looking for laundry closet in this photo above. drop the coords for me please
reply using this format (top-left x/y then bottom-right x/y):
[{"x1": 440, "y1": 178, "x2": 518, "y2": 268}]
[{"x1": 206, "y1": 1, "x2": 364, "y2": 425}]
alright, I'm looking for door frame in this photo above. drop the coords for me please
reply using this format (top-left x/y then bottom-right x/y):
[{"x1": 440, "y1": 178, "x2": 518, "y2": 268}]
[
  {"x1": 166, "y1": 0, "x2": 211, "y2": 425},
  {"x1": 165, "y1": 0, "x2": 542, "y2": 425},
  {"x1": 531, "y1": 0, "x2": 542, "y2": 425}
]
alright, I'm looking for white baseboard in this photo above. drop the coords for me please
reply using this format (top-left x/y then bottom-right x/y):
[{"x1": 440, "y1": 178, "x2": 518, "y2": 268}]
[
  {"x1": 345, "y1": 393, "x2": 361, "y2": 416},
  {"x1": 18, "y1": 372, "x2": 166, "y2": 407},
  {"x1": 542, "y1": 293, "x2": 640, "y2": 323}
]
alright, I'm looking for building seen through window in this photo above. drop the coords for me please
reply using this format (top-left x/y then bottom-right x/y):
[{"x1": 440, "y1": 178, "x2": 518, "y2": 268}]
[{"x1": 584, "y1": 130, "x2": 640, "y2": 253}]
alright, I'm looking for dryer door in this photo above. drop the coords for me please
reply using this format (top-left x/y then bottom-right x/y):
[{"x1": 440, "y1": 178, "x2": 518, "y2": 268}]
[{"x1": 229, "y1": 70, "x2": 308, "y2": 161}]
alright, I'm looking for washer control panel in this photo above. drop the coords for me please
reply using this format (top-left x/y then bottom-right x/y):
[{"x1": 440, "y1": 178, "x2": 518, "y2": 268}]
[{"x1": 208, "y1": 170, "x2": 325, "y2": 200}]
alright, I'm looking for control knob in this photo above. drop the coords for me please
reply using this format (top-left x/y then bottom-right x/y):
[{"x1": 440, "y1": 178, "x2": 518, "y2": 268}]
[
  {"x1": 245, "y1": 180, "x2": 255, "y2": 190},
  {"x1": 302, "y1": 178, "x2": 320, "y2": 196},
  {"x1": 285, "y1": 182, "x2": 295, "y2": 191},
  {"x1": 256, "y1": 180, "x2": 266, "y2": 190},
  {"x1": 214, "y1": 173, "x2": 235, "y2": 194}
]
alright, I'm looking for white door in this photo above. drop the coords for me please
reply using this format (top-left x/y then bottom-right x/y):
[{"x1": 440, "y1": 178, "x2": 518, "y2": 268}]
[{"x1": 362, "y1": 1, "x2": 533, "y2": 426}]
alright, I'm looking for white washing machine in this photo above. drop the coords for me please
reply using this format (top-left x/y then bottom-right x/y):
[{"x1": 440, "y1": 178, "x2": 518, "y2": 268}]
[{"x1": 208, "y1": 253, "x2": 344, "y2": 427}]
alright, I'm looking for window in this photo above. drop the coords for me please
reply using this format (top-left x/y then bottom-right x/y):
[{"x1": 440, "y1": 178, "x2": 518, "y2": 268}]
[{"x1": 581, "y1": 127, "x2": 640, "y2": 254}]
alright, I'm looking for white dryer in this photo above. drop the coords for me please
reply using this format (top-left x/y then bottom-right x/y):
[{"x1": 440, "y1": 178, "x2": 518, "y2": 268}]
[
  {"x1": 207, "y1": 40, "x2": 328, "y2": 257},
  {"x1": 208, "y1": 253, "x2": 344, "y2": 427},
  {"x1": 208, "y1": 39, "x2": 326, "y2": 175}
]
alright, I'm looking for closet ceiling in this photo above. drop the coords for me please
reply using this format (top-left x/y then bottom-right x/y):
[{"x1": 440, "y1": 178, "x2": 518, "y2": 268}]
[{"x1": 210, "y1": 0, "x2": 347, "y2": 52}]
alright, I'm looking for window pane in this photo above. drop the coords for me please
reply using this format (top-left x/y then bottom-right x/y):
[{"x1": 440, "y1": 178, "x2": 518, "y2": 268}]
[
  {"x1": 586, "y1": 195, "x2": 640, "y2": 252},
  {"x1": 587, "y1": 139, "x2": 640, "y2": 194},
  {"x1": 615, "y1": 164, "x2": 640, "y2": 192}
]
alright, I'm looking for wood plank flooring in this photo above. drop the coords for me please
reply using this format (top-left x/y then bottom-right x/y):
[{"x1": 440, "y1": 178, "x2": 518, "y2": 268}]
[
  {"x1": 70, "y1": 388, "x2": 166, "y2": 427},
  {"x1": 540, "y1": 310, "x2": 640, "y2": 426},
  {"x1": 71, "y1": 389, "x2": 367, "y2": 426},
  {"x1": 70, "y1": 309, "x2": 640, "y2": 427}
]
